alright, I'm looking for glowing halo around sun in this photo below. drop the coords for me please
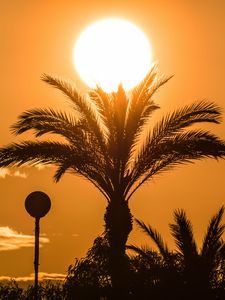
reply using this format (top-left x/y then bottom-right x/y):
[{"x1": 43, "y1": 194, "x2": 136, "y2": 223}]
[{"x1": 73, "y1": 18, "x2": 152, "y2": 92}]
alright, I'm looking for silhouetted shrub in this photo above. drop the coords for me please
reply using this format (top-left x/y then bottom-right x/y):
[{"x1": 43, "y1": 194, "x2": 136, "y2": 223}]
[
  {"x1": 0, "y1": 281, "x2": 65, "y2": 300},
  {"x1": 0, "y1": 281, "x2": 23, "y2": 300},
  {"x1": 64, "y1": 236, "x2": 112, "y2": 299}
]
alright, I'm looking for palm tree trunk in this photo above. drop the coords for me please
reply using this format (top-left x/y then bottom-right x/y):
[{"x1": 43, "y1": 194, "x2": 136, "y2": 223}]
[{"x1": 104, "y1": 197, "x2": 133, "y2": 299}]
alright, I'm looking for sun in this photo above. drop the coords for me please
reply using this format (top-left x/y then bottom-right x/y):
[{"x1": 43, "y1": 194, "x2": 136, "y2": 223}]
[{"x1": 73, "y1": 18, "x2": 152, "y2": 92}]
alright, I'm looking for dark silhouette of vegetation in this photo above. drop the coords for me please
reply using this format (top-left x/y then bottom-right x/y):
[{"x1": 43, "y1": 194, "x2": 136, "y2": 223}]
[
  {"x1": 64, "y1": 236, "x2": 112, "y2": 299},
  {"x1": 128, "y1": 206, "x2": 225, "y2": 299},
  {"x1": 1, "y1": 68, "x2": 225, "y2": 297},
  {"x1": 64, "y1": 235, "x2": 180, "y2": 299},
  {"x1": 1, "y1": 209, "x2": 225, "y2": 300},
  {"x1": 0, "y1": 280, "x2": 64, "y2": 300},
  {"x1": 0, "y1": 281, "x2": 23, "y2": 300}
]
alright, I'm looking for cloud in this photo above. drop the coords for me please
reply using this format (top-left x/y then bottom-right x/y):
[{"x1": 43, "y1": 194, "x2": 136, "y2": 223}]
[
  {"x1": 0, "y1": 165, "x2": 53, "y2": 179},
  {"x1": 34, "y1": 164, "x2": 52, "y2": 171},
  {"x1": 0, "y1": 168, "x2": 27, "y2": 179},
  {"x1": 13, "y1": 170, "x2": 27, "y2": 178},
  {"x1": 0, "y1": 272, "x2": 66, "y2": 282},
  {"x1": 0, "y1": 168, "x2": 9, "y2": 178},
  {"x1": 38, "y1": 272, "x2": 66, "y2": 281},
  {"x1": 0, "y1": 227, "x2": 49, "y2": 251}
]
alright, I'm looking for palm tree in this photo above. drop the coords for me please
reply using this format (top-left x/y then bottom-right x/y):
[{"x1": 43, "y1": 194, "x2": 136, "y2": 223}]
[
  {"x1": 129, "y1": 207, "x2": 225, "y2": 299},
  {"x1": 0, "y1": 68, "x2": 225, "y2": 296}
]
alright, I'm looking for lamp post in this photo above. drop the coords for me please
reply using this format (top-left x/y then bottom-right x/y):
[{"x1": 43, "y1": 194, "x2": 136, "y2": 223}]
[{"x1": 25, "y1": 191, "x2": 51, "y2": 298}]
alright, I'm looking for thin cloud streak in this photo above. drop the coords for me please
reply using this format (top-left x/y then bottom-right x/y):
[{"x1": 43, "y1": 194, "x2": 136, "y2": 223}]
[
  {"x1": 34, "y1": 164, "x2": 52, "y2": 171},
  {"x1": 0, "y1": 168, "x2": 27, "y2": 179},
  {"x1": 0, "y1": 165, "x2": 52, "y2": 179},
  {"x1": 0, "y1": 272, "x2": 66, "y2": 282},
  {"x1": 0, "y1": 227, "x2": 49, "y2": 251}
]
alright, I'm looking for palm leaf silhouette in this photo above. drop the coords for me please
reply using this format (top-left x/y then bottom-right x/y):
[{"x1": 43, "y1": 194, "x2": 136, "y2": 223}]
[{"x1": 130, "y1": 206, "x2": 225, "y2": 293}]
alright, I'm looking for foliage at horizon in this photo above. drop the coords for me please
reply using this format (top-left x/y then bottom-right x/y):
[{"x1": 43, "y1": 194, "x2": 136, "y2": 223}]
[{"x1": 1, "y1": 205, "x2": 225, "y2": 300}]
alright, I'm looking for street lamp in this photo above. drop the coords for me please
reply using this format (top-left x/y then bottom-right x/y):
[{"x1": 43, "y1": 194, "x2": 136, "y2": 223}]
[{"x1": 25, "y1": 191, "x2": 51, "y2": 298}]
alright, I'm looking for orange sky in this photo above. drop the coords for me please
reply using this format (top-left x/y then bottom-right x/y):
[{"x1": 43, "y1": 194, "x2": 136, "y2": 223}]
[{"x1": 1, "y1": 0, "x2": 225, "y2": 279}]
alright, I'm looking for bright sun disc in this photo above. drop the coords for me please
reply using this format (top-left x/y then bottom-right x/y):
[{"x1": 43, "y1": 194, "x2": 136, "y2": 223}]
[{"x1": 73, "y1": 18, "x2": 152, "y2": 92}]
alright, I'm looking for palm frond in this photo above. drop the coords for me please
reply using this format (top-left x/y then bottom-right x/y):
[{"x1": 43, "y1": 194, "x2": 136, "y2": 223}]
[
  {"x1": 201, "y1": 206, "x2": 225, "y2": 257},
  {"x1": 107, "y1": 84, "x2": 128, "y2": 160},
  {"x1": 126, "y1": 244, "x2": 153, "y2": 259},
  {"x1": 123, "y1": 72, "x2": 172, "y2": 177},
  {"x1": 125, "y1": 100, "x2": 159, "y2": 156},
  {"x1": 88, "y1": 85, "x2": 112, "y2": 128},
  {"x1": 170, "y1": 209, "x2": 198, "y2": 259},
  {"x1": 126, "y1": 130, "x2": 225, "y2": 200},
  {"x1": 10, "y1": 108, "x2": 113, "y2": 176},
  {"x1": 218, "y1": 243, "x2": 225, "y2": 259},
  {"x1": 135, "y1": 218, "x2": 169, "y2": 259},
  {"x1": 42, "y1": 74, "x2": 107, "y2": 149},
  {"x1": 0, "y1": 141, "x2": 78, "y2": 168},
  {"x1": 70, "y1": 167, "x2": 112, "y2": 201},
  {"x1": 126, "y1": 67, "x2": 171, "y2": 135},
  {"x1": 11, "y1": 108, "x2": 84, "y2": 143},
  {"x1": 129, "y1": 66, "x2": 158, "y2": 108},
  {"x1": 142, "y1": 130, "x2": 225, "y2": 172},
  {"x1": 0, "y1": 141, "x2": 113, "y2": 200},
  {"x1": 125, "y1": 69, "x2": 161, "y2": 148},
  {"x1": 112, "y1": 84, "x2": 127, "y2": 138},
  {"x1": 137, "y1": 101, "x2": 222, "y2": 167},
  {"x1": 149, "y1": 101, "x2": 222, "y2": 148},
  {"x1": 54, "y1": 162, "x2": 72, "y2": 182},
  {"x1": 147, "y1": 73, "x2": 173, "y2": 100}
]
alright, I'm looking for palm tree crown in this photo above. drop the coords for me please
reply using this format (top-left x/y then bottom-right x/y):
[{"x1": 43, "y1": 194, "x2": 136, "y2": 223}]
[
  {"x1": 129, "y1": 207, "x2": 225, "y2": 294},
  {"x1": 0, "y1": 69, "x2": 224, "y2": 201}
]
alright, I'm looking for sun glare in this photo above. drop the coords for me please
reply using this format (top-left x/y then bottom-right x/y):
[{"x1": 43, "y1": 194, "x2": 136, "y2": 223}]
[{"x1": 73, "y1": 18, "x2": 152, "y2": 92}]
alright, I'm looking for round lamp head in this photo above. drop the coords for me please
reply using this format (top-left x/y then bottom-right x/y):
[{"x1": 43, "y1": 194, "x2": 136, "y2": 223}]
[{"x1": 25, "y1": 191, "x2": 51, "y2": 219}]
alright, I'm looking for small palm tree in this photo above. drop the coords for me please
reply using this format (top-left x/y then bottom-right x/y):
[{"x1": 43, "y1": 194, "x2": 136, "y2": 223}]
[
  {"x1": 130, "y1": 207, "x2": 225, "y2": 298},
  {"x1": 0, "y1": 68, "x2": 225, "y2": 295}
]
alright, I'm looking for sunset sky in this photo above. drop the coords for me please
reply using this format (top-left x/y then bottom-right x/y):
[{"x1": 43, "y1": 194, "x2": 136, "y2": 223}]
[{"x1": 1, "y1": 0, "x2": 225, "y2": 281}]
